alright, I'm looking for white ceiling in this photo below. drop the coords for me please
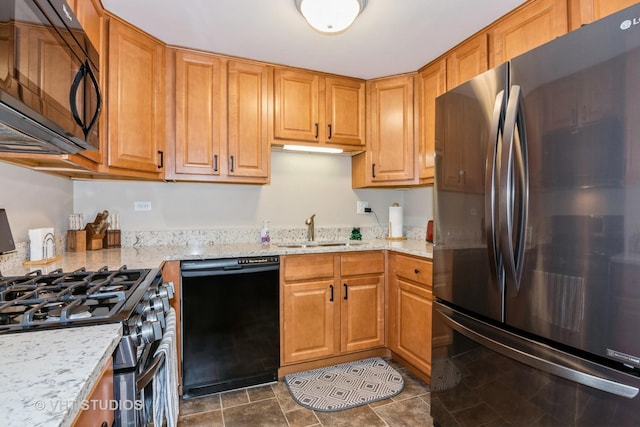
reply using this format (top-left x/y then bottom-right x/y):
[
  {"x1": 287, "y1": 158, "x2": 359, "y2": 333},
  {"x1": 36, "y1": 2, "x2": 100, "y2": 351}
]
[{"x1": 101, "y1": 0, "x2": 527, "y2": 80}]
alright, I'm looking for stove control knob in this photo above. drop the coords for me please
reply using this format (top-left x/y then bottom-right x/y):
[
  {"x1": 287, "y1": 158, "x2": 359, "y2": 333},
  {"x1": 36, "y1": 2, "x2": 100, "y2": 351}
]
[
  {"x1": 138, "y1": 321, "x2": 162, "y2": 344},
  {"x1": 145, "y1": 309, "x2": 166, "y2": 328},
  {"x1": 156, "y1": 282, "x2": 175, "y2": 300},
  {"x1": 127, "y1": 315, "x2": 143, "y2": 331},
  {"x1": 150, "y1": 296, "x2": 169, "y2": 313}
]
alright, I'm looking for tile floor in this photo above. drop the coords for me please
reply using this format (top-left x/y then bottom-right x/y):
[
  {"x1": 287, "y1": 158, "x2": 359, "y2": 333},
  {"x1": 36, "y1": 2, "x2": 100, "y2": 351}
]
[{"x1": 177, "y1": 359, "x2": 434, "y2": 427}]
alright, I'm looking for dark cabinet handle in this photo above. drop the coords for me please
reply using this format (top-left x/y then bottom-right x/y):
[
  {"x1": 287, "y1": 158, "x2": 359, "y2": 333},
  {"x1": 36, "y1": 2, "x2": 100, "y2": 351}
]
[
  {"x1": 330, "y1": 284, "x2": 334, "y2": 302},
  {"x1": 214, "y1": 154, "x2": 218, "y2": 172},
  {"x1": 230, "y1": 155, "x2": 235, "y2": 172},
  {"x1": 328, "y1": 124, "x2": 332, "y2": 140},
  {"x1": 157, "y1": 150, "x2": 164, "y2": 169},
  {"x1": 343, "y1": 283, "x2": 348, "y2": 300},
  {"x1": 101, "y1": 422, "x2": 108, "y2": 427},
  {"x1": 372, "y1": 163, "x2": 376, "y2": 178},
  {"x1": 414, "y1": 269, "x2": 420, "y2": 274},
  {"x1": 314, "y1": 123, "x2": 319, "y2": 139}
]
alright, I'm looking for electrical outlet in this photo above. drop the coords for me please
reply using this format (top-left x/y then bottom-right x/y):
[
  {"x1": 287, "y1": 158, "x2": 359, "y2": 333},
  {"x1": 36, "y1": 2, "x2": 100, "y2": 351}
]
[
  {"x1": 356, "y1": 201, "x2": 369, "y2": 214},
  {"x1": 134, "y1": 201, "x2": 152, "y2": 211}
]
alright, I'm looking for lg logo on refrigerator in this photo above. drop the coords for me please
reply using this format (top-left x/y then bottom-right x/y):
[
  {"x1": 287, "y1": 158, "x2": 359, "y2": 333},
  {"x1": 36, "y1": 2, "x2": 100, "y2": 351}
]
[{"x1": 620, "y1": 18, "x2": 640, "y2": 30}]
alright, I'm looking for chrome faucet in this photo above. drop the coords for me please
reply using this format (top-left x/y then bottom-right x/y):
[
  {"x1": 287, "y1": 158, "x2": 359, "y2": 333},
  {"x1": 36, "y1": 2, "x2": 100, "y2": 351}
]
[{"x1": 305, "y1": 214, "x2": 316, "y2": 241}]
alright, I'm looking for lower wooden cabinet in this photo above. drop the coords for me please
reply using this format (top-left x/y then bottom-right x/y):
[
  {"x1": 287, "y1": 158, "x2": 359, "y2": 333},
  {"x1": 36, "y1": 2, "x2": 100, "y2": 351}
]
[
  {"x1": 281, "y1": 251, "x2": 385, "y2": 365},
  {"x1": 388, "y1": 253, "x2": 434, "y2": 377},
  {"x1": 72, "y1": 357, "x2": 114, "y2": 427}
]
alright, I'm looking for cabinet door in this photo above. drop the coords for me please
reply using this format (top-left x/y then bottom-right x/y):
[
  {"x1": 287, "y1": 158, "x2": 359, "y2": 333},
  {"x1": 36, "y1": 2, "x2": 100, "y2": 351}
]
[
  {"x1": 72, "y1": 357, "x2": 114, "y2": 426},
  {"x1": 446, "y1": 34, "x2": 488, "y2": 89},
  {"x1": 490, "y1": 0, "x2": 568, "y2": 67},
  {"x1": 368, "y1": 74, "x2": 415, "y2": 182},
  {"x1": 341, "y1": 274, "x2": 385, "y2": 353},
  {"x1": 325, "y1": 77, "x2": 365, "y2": 147},
  {"x1": 389, "y1": 277, "x2": 432, "y2": 376},
  {"x1": 282, "y1": 279, "x2": 337, "y2": 364},
  {"x1": 417, "y1": 60, "x2": 446, "y2": 182},
  {"x1": 570, "y1": 0, "x2": 638, "y2": 28},
  {"x1": 107, "y1": 17, "x2": 165, "y2": 175},
  {"x1": 274, "y1": 69, "x2": 320, "y2": 142},
  {"x1": 227, "y1": 60, "x2": 271, "y2": 180},
  {"x1": 174, "y1": 51, "x2": 222, "y2": 176}
]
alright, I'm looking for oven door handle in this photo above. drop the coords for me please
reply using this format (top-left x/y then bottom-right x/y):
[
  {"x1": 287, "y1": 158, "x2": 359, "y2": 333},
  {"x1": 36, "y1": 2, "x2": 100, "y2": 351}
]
[{"x1": 136, "y1": 352, "x2": 165, "y2": 390}]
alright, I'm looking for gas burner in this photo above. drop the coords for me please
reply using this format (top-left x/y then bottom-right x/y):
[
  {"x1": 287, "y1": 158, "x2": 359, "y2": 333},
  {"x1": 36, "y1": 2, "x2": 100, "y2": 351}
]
[{"x1": 48, "y1": 305, "x2": 92, "y2": 321}]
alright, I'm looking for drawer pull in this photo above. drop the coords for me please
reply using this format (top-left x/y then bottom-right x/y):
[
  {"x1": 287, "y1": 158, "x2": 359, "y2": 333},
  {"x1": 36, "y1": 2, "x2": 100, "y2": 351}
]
[
  {"x1": 415, "y1": 269, "x2": 420, "y2": 274},
  {"x1": 343, "y1": 283, "x2": 348, "y2": 300}
]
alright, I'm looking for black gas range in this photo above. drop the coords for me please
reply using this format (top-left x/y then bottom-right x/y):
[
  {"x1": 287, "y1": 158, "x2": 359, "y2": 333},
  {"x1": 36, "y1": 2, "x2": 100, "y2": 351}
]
[{"x1": 0, "y1": 265, "x2": 175, "y2": 426}]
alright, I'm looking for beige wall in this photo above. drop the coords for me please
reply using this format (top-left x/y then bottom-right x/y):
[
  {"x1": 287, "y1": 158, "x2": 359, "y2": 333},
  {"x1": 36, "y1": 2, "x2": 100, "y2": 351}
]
[
  {"x1": 0, "y1": 161, "x2": 73, "y2": 242},
  {"x1": 73, "y1": 151, "x2": 433, "y2": 233}
]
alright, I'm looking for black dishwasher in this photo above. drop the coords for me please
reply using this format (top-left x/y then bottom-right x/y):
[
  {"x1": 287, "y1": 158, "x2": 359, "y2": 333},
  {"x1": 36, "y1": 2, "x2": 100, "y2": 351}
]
[{"x1": 180, "y1": 256, "x2": 280, "y2": 398}]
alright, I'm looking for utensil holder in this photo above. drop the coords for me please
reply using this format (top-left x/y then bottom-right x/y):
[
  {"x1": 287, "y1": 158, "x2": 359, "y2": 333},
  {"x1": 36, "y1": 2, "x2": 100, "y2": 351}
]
[{"x1": 66, "y1": 230, "x2": 86, "y2": 252}]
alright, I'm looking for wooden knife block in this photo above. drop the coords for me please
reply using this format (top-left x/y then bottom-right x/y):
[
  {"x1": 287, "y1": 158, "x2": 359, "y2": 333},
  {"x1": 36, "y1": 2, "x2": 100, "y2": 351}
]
[
  {"x1": 66, "y1": 230, "x2": 86, "y2": 252},
  {"x1": 84, "y1": 225, "x2": 104, "y2": 251}
]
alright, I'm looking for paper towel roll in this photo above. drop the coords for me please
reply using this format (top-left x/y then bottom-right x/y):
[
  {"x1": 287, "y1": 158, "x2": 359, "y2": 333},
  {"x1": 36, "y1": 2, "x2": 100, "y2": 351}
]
[{"x1": 389, "y1": 205, "x2": 403, "y2": 238}]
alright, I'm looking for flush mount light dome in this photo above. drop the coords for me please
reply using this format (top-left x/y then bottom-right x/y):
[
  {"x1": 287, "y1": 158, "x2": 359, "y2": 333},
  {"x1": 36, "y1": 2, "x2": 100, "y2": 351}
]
[{"x1": 295, "y1": 0, "x2": 367, "y2": 34}]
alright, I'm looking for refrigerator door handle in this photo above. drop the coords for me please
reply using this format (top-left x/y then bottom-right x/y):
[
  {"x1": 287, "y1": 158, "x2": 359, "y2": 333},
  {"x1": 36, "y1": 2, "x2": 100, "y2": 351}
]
[
  {"x1": 435, "y1": 302, "x2": 640, "y2": 399},
  {"x1": 499, "y1": 85, "x2": 529, "y2": 294},
  {"x1": 485, "y1": 90, "x2": 505, "y2": 294}
]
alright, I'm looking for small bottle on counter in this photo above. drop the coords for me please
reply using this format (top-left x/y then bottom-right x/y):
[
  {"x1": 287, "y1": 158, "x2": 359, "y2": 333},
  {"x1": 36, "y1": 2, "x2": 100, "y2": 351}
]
[{"x1": 260, "y1": 220, "x2": 271, "y2": 244}]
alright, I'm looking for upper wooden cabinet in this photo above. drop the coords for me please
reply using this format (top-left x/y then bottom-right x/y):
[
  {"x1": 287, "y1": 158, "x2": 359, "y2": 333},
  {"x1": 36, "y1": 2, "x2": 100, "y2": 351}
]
[
  {"x1": 106, "y1": 15, "x2": 165, "y2": 178},
  {"x1": 352, "y1": 73, "x2": 415, "y2": 188},
  {"x1": 569, "y1": 0, "x2": 639, "y2": 29},
  {"x1": 446, "y1": 34, "x2": 488, "y2": 89},
  {"x1": 274, "y1": 69, "x2": 365, "y2": 150},
  {"x1": 416, "y1": 61, "x2": 446, "y2": 184},
  {"x1": 169, "y1": 50, "x2": 223, "y2": 179},
  {"x1": 489, "y1": 0, "x2": 568, "y2": 67},
  {"x1": 227, "y1": 60, "x2": 272, "y2": 181},
  {"x1": 166, "y1": 51, "x2": 271, "y2": 183}
]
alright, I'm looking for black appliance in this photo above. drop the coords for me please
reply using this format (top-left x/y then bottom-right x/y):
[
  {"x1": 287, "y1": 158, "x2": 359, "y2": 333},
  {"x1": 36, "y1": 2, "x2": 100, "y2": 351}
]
[
  {"x1": 0, "y1": 266, "x2": 175, "y2": 426},
  {"x1": 0, "y1": 0, "x2": 101, "y2": 154},
  {"x1": 432, "y1": 4, "x2": 640, "y2": 426},
  {"x1": 180, "y1": 256, "x2": 280, "y2": 398},
  {"x1": 0, "y1": 209, "x2": 15, "y2": 255}
]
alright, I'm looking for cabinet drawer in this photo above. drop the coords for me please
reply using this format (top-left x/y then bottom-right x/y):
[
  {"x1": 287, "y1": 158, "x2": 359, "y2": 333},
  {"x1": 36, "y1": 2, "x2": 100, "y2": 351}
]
[
  {"x1": 341, "y1": 251, "x2": 384, "y2": 276},
  {"x1": 282, "y1": 254, "x2": 335, "y2": 281},
  {"x1": 394, "y1": 255, "x2": 432, "y2": 286}
]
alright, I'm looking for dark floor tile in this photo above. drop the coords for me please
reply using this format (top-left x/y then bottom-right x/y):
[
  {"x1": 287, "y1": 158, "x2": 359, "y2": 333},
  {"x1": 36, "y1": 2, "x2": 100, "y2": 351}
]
[
  {"x1": 374, "y1": 396, "x2": 433, "y2": 427},
  {"x1": 178, "y1": 409, "x2": 224, "y2": 427},
  {"x1": 247, "y1": 384, "x2": 276, "y2": 402},
  {"x1": 392, "y1": 371, "x2": 431, "y2": 400},
  {"x1": 271, "y1": 380, "x2": 301, "y2": 412},
  {"x1": 179, "y1": 394, "x2": 221, "y2": 416},
  {"x1": 284, "y1": 407, "x2": 320, "y2": 427},
  {"x1": 224, "y1": 398, "x2": 288, "y2": 427},
  {"x1": 220, "y1": 389, "x2": 249, "y2": 408},
  {"x1": 314, "y1": 404, "x2": 386, "y2": 427}
]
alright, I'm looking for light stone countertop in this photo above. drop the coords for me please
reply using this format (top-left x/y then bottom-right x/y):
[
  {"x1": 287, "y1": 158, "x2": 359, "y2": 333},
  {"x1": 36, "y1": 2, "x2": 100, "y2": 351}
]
[
  {"x1": 0, "y1": 238, "x2": 431, "y2": 426},
  {"x1": 2, "y1": 238, "x2": 433, "y2": 276},
  {"x1": 0, "y1": 323, "x2": 123, "y2": 427}
]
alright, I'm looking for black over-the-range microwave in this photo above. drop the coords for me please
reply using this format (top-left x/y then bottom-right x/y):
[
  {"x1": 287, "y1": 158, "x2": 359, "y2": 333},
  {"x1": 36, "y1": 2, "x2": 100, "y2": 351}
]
[{"x1": 0, "y1": 0, "x2": 101, "y2": 154}]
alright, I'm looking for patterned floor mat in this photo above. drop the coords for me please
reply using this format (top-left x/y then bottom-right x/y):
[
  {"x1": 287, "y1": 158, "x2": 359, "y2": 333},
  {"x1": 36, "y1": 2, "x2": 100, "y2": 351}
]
[{"x1": 284, "y1": 357, "x2": 404, "y2": 412}]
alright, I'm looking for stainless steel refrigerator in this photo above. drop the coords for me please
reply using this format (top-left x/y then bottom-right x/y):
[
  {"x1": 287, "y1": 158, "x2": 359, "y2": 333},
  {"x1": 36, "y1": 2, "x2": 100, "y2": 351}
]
[{"x1": 432, "y1": 4, "x2": 640, "y2": 426}]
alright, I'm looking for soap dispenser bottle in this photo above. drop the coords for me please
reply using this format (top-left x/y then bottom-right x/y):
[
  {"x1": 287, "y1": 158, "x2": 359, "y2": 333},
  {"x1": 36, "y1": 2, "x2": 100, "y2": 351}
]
[{"x1": 260, "y1": 220, "x2": 271, "y2": 244}]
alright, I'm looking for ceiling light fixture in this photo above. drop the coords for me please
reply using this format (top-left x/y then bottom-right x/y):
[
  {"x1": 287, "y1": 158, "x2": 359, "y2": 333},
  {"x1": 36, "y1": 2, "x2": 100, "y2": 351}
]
[
  {"x1": 282, "y1": 145, "x2": 344, "y2": 154},
  {"x1": 295, "y1": 0, "x2": 367, "y2": 34}
]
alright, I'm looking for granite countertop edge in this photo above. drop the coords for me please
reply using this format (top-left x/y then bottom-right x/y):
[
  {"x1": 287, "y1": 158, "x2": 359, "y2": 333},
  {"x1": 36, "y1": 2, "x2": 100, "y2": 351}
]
[{"x1": 0, "y1": 323, "x2": 123, "y2": 427}]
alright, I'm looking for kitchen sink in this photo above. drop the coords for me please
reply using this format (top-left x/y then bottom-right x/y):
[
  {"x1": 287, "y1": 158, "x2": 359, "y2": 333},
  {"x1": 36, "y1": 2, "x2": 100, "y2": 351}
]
[{"x1": 274, "y1": 241, "x2": 366, "y2": 248}]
